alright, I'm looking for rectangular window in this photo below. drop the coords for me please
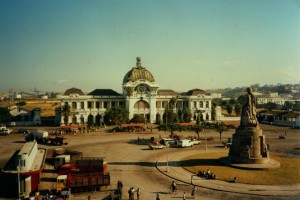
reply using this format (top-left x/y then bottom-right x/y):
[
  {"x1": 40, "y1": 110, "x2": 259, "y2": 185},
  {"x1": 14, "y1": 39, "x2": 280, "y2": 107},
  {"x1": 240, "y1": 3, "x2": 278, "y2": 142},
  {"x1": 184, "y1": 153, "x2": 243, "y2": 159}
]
[
  {"x1": 81, "y1": 102, "x2": 84, "y2": 109},
  {"x1": 194, "y1": 101, "x2": 197, "y2": 108},
  {"x1": 96, "y1": 102, "x2": 100, "y2": 109},
  {"x1": 104, "y1": 101, "x2": 108, "y2": 109},
  {"x1": 72, "y1": 102, "x2": 77, "y2": 109},
  {"x1": 156, "y1": 101, "x2": 161, "y2": 108},
  {"x1": 119, "y1": 101, "x2": 124, "y2": 107},
  {"x1": 88, "y1": 101, "x2": 93, "y2": 109}
]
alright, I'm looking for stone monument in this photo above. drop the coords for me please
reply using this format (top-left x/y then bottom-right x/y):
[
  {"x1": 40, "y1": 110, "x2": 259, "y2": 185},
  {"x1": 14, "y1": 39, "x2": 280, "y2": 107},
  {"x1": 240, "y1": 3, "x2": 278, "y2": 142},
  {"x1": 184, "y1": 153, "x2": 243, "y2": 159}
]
[{"x1": 228, "y1": 87, "x2": 270, "y2": 164}]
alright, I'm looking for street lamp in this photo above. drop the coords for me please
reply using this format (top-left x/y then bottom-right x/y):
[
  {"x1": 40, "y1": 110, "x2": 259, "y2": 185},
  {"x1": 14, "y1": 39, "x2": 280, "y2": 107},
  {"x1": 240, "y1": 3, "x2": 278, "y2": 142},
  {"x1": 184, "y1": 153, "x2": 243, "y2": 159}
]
[
  {"x1": 205, "y1": 130, "x2": 208, "y2": 151},
  {"x1": 17, "y1": 159, "x2": 21, "y2": 200}
]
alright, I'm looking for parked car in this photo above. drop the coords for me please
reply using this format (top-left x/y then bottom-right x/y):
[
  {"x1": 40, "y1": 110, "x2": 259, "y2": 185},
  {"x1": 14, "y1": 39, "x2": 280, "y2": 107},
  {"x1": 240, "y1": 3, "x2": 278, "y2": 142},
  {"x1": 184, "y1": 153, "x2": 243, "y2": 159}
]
[{"x1": 0, "y1": 127, "x2": 12, "y2": 136}]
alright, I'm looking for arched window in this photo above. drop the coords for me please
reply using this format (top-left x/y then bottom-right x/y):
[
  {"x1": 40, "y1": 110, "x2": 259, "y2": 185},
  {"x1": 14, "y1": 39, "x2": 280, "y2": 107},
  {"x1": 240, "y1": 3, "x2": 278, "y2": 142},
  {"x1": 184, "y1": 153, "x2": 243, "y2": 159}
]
[
  {"x1": 134, "y1": 100, "x2": 150, "y2": 110},
  {"x1": 95, "y1": 114, "x2": 102, "y2": 126},
  {"x1": 72, "y1": 102, "x2": 77, "y2": 109},
  {"x1": 200, "y1": 101, "x2": 204, "y2": 108},
  {"x1": 87, "y1": 114, "x2": 94, "y2": 126}
]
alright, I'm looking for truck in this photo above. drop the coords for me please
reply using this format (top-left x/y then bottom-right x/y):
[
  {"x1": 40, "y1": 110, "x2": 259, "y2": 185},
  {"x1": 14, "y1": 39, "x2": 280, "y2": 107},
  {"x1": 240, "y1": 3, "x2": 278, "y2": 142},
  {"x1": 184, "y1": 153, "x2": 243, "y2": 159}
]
[
  {"x1": 177, "y1": 139, "x2": 193, "y2": 147},
  {"x1": 25, "y1": 130, "x2": 69, "y2": 145},
  {"x1": 56, "y1": 157, "x2": 110, "y2": 193},
  {"x1": 54, "y1": 154, "x2": 71, "y2": 170}
]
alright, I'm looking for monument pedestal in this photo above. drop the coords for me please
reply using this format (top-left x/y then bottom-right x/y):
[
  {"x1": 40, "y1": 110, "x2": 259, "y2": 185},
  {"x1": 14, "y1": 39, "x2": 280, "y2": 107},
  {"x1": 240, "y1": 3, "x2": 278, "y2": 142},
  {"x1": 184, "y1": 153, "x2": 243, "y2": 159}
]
[{"x1": 228, "y1": 126, "x2": 270, "y2": 164}]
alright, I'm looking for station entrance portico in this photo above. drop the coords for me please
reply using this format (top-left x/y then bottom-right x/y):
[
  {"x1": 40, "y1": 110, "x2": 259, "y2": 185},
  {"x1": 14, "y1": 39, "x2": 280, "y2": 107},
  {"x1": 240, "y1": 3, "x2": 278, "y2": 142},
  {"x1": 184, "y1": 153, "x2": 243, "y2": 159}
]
[{"x1": 133, "y1": 100, "x2": 150, "y2": 122}]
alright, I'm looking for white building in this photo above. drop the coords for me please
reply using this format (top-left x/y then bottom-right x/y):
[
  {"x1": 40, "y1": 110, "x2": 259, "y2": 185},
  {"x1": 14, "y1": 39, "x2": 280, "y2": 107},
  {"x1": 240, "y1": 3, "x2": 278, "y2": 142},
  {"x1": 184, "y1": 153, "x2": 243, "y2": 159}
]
[
  {"x1": 256, "y1": 93, "x2": 293, "y2": 105},
  {"x1": 56, "y1": 57, "x2": 213, "y2": 125}
]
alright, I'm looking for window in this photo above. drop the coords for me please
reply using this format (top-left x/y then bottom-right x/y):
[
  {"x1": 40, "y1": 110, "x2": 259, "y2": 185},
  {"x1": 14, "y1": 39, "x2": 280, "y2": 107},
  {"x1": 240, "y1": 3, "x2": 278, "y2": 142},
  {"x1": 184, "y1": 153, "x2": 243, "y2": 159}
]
[
  {"x1": 88, "y1": 101, "x2": 94, "y2": 109},
  {"x1": 194, "y1": 101, "x2": 197, "y2": 108},
  {"x1": 104, "y1": 101, "x2": 108, "y2": 109},
  {"x1": 200, "y1": 101, "x2": 203, "y2": 108},
  {"x1": 156, "y1": 101, "x2": 161, "y2": 108},
  {"x1": 206, "y1": 101, "x2": 209, "y2": 108},
  {"x1": 96, "y1": 102, "x2": 100, "y2": 109},
  {"x1": 80, "y1": 102, "x2": 84, "y2": 109},
  {"x1": 72, "y1": 102, "x2": 77, "y2": 109}
]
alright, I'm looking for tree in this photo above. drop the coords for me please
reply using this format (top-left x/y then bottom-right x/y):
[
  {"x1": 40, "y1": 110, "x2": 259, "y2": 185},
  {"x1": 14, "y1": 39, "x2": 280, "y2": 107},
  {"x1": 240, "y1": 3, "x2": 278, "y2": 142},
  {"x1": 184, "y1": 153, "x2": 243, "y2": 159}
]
[
  {"x1": 214, "y1": 123, "x2": 229, "y2": 142},
  {"x1": 226, "y1": 104, "x2": 233, "y2": 115},
  {"x1": 61, "y1": 103, "x2": 71, "y2": 125},
  {"x1": 130, "y1": 115, "x2": 145, "y2": 123},
  {"x1": 182, "y1": 108, "x2": 191, "y2": 122},
  {"x1": 234, "y1": 104, "x2": 242, "y2": 116},
  {"x1": 104, "y1": 107, "x2": 129, "y2": 125},
  {"x1": 0, "y1": 107, "x2": 11, "y2": 123},
  {"x1": 192, "y1": 124, "x2": 204, "y2": 140}
]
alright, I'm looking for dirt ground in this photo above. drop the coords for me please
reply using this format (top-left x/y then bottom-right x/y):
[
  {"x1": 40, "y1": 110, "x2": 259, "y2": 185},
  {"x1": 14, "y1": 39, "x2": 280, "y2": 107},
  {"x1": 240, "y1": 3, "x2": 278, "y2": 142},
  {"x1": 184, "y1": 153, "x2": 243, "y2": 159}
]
[{"x1": 0, "y1": 124, "x2": 299, "y2": 200}]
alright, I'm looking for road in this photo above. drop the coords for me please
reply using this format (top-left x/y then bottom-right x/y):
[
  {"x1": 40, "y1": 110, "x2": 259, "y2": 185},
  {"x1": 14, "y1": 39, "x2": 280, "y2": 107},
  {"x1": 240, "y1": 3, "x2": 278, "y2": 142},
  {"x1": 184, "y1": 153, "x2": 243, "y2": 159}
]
[{"x1": 0, "y1": 124, "x2": 299, "y2": 200}]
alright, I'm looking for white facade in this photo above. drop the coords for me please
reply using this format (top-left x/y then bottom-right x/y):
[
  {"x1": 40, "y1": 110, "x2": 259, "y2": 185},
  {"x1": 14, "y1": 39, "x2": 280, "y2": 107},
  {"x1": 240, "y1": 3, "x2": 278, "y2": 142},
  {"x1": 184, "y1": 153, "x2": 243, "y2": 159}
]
[{"x1": 57, "y1": 57, "x2": 213, "y2": 125}]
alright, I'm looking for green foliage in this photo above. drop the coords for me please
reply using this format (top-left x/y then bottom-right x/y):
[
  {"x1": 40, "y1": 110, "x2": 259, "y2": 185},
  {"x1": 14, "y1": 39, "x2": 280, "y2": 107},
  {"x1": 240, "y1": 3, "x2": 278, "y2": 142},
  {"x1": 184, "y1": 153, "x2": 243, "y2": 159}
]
[
  {"x1": 226, "y1": 104, "x2": 233, "y2": 115},
  {"x1": 0, "y1": 107, "x2": 11, "y2": 123},
  {"x1": 104, "y1": 107, "x2": 129, "y2": 125},
  {"x1": 182, "y1": 108, "x2": 191, "y2": 123},
  {"x1": 234, "y1": 104, "x2": 242, "y2": 115},
  {"x1": 61, "y1": 104, "x2": 71, "y2": 124},
  {"x1": 130, "y1": 115, "x2": 145, "y2": 123}
]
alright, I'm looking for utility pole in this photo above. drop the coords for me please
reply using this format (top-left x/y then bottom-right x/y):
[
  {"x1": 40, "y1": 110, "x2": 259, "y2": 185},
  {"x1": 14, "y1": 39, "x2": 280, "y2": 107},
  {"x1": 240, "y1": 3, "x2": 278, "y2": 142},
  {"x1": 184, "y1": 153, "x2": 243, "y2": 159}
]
[{"x1": 17, "y1": 159, "x2": 21, "y2": 200}]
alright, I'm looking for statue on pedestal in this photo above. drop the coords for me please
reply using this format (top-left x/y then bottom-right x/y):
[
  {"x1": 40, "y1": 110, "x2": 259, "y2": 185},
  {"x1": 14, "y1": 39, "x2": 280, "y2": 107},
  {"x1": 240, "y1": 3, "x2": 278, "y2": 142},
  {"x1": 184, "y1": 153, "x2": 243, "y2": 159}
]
[{"x1": 240, "y1": 87, "x2": 258, "y2": 128}]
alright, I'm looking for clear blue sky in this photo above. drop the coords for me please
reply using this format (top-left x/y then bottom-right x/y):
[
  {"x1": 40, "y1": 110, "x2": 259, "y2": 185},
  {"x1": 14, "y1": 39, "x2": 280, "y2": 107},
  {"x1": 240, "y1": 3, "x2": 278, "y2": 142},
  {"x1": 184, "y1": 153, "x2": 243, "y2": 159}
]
[{"x1": 0, "y1": 0, "x2": 299, "y2": 94}]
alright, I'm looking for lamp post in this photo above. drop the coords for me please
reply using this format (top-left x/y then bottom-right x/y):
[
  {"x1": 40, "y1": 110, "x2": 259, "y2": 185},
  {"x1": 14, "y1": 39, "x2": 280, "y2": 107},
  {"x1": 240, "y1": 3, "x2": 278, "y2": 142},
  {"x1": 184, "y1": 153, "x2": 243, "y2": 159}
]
[
  {"x1": 205, "y1": 130, "x2": 208, "y2": 151},
  {"x1": 17, "y1": 159, "x2": 21, "y2": 200}
]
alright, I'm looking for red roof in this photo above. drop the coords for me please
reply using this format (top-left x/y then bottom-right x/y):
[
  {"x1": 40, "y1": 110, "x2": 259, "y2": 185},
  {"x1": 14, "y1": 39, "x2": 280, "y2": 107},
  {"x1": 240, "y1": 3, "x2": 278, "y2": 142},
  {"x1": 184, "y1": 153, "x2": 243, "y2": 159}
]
[{"x1": 120, "y1": 123, "x2": 144, "y2": 127}]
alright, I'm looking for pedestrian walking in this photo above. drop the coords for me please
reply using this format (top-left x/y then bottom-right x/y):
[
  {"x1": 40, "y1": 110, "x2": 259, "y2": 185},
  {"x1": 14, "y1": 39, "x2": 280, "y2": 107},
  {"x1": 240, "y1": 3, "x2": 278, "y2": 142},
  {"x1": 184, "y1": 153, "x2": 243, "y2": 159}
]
[{"x1": 191, "y1": 185, "x2": 197, "y2": 197}]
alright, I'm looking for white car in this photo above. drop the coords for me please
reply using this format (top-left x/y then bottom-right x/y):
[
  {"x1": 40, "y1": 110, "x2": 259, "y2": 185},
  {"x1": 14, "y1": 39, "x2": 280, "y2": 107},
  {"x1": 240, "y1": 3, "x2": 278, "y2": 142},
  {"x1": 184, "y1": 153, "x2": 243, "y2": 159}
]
[{"x1": 0, "y1": 127, "x2": 12, "y2": 135}]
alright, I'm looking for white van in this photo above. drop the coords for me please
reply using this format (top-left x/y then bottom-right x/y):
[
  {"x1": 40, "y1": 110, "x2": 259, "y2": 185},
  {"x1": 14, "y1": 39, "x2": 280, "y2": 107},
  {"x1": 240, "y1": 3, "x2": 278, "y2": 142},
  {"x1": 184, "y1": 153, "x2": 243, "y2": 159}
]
[{"x1": 177, "y1": 139, "x2": 193, "y2": 148}]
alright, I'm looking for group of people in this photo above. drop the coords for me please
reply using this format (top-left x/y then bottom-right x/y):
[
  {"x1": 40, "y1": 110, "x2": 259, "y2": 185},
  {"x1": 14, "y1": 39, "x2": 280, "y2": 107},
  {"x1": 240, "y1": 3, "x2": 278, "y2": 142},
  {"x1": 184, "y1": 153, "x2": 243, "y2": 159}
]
[
  {"x1": 197, "y1": 169, "x2": 217, "y2": 179},
  {"x1": 127, "y1": 186, "x2": 141, "y2": 200}
]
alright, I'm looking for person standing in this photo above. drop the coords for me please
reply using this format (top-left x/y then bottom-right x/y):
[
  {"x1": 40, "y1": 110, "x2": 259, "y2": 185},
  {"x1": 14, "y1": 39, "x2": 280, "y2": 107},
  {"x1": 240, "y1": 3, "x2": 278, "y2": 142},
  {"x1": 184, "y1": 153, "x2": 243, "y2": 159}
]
[
  {"x1": 156, "y1": 193, "x2": 160, "y2": 200},
  {"x1": 183, "y1": 192, "x2": 186, "y2": 200},
  {"x1": 136, "y1": 188, "x2": 141, "y2": 200}
]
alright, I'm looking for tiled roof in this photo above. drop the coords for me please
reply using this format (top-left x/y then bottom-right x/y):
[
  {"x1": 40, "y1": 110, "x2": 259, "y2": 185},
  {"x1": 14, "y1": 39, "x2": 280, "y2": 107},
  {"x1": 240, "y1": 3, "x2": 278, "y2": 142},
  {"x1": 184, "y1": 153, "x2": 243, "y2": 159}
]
[
  {"x1": 88, "y1": 89, "x2": 122, "y2": 96},
  {"x1": 63, "y1": 87, "x2": 85, "y2": 95},
  {"x1": 157, "y1": 89, "x2": 178, "y2": 96},
  {"x1": 185, "y1": 88, "x2": 207, "y2": 96}
]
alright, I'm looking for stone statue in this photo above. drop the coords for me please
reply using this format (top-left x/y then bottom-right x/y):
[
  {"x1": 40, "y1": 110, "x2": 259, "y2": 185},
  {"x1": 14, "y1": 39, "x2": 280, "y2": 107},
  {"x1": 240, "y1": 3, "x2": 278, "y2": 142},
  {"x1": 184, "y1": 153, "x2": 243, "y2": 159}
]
[{"x1": 240, "y1": 87, "x2": 258, "y2": 127}]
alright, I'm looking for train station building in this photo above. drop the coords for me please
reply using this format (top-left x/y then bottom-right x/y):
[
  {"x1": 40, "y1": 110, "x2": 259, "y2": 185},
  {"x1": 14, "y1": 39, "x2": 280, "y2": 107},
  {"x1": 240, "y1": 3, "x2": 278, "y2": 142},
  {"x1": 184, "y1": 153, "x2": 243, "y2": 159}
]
[{"x1": 56, "y1": 57, "x2": 213, "y2": 125}]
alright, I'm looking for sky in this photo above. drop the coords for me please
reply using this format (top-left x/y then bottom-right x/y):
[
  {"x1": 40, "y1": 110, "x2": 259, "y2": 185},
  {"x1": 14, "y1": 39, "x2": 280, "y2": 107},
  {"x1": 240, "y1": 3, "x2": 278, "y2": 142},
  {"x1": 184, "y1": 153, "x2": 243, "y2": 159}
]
[{"x1": 0, "y1": 0, "x2": 299, "y2": 94}]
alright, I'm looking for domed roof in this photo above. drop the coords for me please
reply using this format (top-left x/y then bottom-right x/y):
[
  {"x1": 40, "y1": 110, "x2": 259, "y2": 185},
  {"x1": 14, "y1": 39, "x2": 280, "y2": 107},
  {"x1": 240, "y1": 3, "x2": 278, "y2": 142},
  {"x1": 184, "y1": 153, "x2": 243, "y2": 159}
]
[{"x1": 123, "y1": 57, "x2": 155, "y2": 83}]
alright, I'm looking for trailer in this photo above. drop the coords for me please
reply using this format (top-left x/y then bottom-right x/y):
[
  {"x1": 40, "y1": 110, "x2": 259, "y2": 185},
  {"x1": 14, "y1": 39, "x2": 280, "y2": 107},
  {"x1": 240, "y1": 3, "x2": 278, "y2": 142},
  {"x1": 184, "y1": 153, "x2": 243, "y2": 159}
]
[
  {"x1": 25, "y1": 130, "x2": 69, "y2": 145},
  {"x1": 57, "y1": 173, "x2": 110, "y2": 192},
  {"x1": 56, "y1": 157, "x2": 110, "y2": 192}
]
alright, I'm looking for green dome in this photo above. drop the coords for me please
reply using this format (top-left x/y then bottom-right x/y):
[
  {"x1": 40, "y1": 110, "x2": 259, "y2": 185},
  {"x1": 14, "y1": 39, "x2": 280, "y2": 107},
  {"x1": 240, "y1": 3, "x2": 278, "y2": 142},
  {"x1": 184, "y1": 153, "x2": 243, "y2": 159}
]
[{"x1": 123, "y1": 57, "x2": 155, "y2": 83}]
